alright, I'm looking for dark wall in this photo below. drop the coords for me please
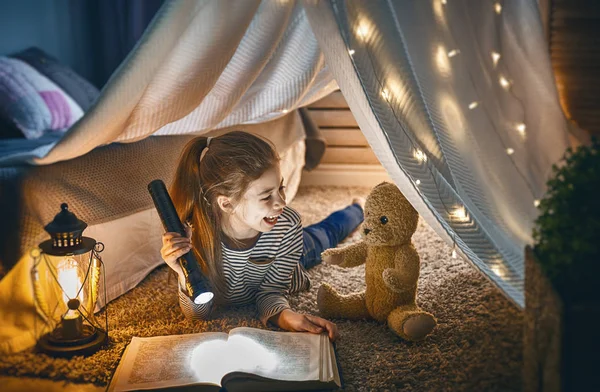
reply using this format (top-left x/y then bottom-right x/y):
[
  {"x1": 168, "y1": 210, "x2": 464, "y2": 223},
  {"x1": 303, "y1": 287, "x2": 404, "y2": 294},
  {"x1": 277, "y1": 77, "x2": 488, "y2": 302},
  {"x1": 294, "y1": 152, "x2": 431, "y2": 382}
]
[
  {"x1": 0, "y1": 0, "x2": 163, "y2": 88},
  {"x1": 0, "y1": 0, "x2": 96, "y2": 86}
]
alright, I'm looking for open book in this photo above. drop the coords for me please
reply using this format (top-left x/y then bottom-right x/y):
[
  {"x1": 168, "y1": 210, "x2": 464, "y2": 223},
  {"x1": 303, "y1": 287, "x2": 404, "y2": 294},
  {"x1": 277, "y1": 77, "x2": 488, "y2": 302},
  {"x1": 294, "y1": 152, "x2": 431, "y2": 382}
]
[{"x1": 107, "y1": 327, "x2": 342, "y2": 392}]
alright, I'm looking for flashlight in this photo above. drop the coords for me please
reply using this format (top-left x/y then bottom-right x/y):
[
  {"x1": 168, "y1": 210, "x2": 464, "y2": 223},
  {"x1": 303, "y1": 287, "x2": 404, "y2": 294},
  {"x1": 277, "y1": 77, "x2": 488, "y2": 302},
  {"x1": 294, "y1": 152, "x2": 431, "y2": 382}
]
[{"x1": 148, "y1": 180, "x2": 213, "y2": 304}]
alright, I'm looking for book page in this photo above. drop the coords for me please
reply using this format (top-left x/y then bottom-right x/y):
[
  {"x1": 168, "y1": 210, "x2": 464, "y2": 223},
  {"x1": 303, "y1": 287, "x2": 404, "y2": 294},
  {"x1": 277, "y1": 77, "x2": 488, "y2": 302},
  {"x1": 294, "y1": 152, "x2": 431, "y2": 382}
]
[
  {"x1": 320, "y1": 334, "x2": 331, "y2": 381},
  {"x1": 227, "y1": 327, "x2": 321, "y2": 382},
  {"x1": 331, "y1": 341, "x2": 342, "y2": 387},
  {"x1": 110, "y1": 332, "x2": 228, "y2": 391}
]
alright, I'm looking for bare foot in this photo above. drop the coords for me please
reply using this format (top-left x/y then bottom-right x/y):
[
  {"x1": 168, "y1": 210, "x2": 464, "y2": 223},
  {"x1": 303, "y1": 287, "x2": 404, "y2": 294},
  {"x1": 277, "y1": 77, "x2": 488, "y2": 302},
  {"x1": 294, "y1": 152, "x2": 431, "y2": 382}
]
[{"x1": 352, "y1": 197, "x2": 366, "y2": 210}]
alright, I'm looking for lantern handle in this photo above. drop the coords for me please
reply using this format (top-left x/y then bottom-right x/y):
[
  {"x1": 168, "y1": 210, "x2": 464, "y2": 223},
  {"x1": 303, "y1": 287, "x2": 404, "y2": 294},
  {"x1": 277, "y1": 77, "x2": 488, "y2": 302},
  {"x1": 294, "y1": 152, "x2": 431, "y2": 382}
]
[{"x1": 94, "y1": 242, "x2": 105, "y2": 253}]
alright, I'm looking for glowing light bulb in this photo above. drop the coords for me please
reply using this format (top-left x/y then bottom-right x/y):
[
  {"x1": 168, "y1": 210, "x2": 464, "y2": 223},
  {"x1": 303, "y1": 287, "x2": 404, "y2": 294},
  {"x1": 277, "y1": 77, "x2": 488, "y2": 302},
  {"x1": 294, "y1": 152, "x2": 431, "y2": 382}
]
[
  {"x1": 534, "y1": 199, "x2": 540, "y2": 207},
  {"x1": 441, "y1": 0, "x2": 447, "y2": 4},
  {"x1": 348, "y1": 49, "x2": 355, "y2": 55},
  {"x1": 447, "y1": 49, "x2": 460, "y2": 58},
  {"x1": 413, "y1": 148, "x2": 428, "y2": 162},
  {"x1": 57, "y1": 257, "x2": 82, "y2": 305},
  {"x1": 499, "y1": 76, "x2": 510, "y2": 89},
  {"x1": 281, "y1": 109, "x2": 289, "y2": 114},
  {"x1": 494, "y1": 3, "x2": 502, "y2": 14},
  {"x1": 491, "y1": 52, "x2": 501, "y2": 67},
  {"x1": 516, "y1": 123, "x2": 526, "y2": 136},
  {"x1": 381, "y1": 89, "x2": 390, "y2": 100},
  {"x1": 415, "y1": 179, "x2": 421, "y2": 185},
  {"x1": 468, "y1": 102, "x2": 479, "y2": 110},
  {"x1": 506, "y1": 147, "x2": 514, "y2": 155},
  {"x1": 450, "y1": 206, "x2": 468, "y2": 222}
]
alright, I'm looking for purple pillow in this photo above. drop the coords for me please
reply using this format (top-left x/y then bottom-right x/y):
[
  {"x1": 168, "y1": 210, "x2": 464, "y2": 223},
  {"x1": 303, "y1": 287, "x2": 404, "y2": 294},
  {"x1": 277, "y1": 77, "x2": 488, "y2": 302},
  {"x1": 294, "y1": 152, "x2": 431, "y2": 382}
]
[
  {"x1": 0, "y1": 57, "x2": 84, "y2": 139},
  {"x1": 12, "y1": 47, "x2": 100, "y2": 112}
]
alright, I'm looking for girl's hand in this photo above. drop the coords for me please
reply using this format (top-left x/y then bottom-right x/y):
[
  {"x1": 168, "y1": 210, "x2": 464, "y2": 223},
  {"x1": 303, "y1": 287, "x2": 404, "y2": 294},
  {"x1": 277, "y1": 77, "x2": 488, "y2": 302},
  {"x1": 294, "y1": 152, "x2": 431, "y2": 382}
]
[
  {"x1": 160, "y1": 224, "x2": 193, "y2": 286},
  {"x1": 273, "y1": 309, "x2": 339, "y2": 341}
]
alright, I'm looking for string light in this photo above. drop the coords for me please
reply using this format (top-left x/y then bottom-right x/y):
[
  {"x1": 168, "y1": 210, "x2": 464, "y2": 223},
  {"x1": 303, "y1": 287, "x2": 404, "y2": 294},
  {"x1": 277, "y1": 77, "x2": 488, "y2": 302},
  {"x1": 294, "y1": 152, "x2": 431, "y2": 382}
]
[
  {"x1": 413, "y1": 148, "x2": 428, "y2": 162},
  {"x1": 450, "y1": 206, "x2": 468, "y2": 222},
  {"x1": 281, "y1": 109, "x2": 289, "y2": 114},
  {"x1": 494, "y1": 3, "x2": 502, "y2": 14},
  {"x1": 433, "y1": 0, "x2": 447, "y2": 25},
  {"x1": 534, "y1": 200, "x2": 540, "y2": 207},
  {"x1": 342, "y1": 0, "x2": 533, "y2": 288},
  {"x1": 357, "y1": 26, "x2": 368, "y2": 38},
  {"x1": 491, "y1": 52, "x2": 501, "y2": 67},
  {"x1": 491, "y1": 264, "x2": 505, "y2": 278},
  {"x1": 436, "y1": 46, "x2": 451, "y2": 76},
  {"x1": 355, "y1": 21, "x2": 371, "y2": 41},
  {"x1": 447, "y1": 49, "x2": 460, "y2": 58}
]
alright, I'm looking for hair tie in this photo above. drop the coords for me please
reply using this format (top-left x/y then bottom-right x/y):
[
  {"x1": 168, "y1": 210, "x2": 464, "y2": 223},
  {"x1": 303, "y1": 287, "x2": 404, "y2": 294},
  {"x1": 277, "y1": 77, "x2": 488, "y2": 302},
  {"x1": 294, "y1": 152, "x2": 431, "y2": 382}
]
[{"x1": 199, "y1": 136, "x2": 213, "y2": 163}]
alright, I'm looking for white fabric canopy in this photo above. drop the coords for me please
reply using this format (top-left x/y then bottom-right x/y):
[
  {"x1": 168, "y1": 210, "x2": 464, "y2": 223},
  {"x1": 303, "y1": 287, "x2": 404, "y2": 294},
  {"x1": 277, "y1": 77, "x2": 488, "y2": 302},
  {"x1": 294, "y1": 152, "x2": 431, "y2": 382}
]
[
  {"x1": 30, "y1": 0, "x2": 337, "y2": 165},
  {"x1": 304, "y1": 0, "x2": 569, "y2": 307},
  {"x1": 1, "y1": 0, "x2": 569, "y2": 316}
]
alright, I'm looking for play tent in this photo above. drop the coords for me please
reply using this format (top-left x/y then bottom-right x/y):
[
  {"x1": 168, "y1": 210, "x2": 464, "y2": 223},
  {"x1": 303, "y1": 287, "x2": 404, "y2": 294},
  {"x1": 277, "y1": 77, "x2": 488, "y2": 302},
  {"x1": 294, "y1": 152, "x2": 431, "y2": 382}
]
[{"x1": 0, "y1": 0, "x2": 568, "y2": 354}]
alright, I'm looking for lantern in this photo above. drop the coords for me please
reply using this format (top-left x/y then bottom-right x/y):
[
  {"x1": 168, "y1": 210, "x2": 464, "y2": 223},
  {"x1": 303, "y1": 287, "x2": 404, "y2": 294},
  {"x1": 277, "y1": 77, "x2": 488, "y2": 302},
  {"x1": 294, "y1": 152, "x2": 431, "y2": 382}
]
[{"x1": 30, "y1": 203, "x2": 108, "y2": 357}]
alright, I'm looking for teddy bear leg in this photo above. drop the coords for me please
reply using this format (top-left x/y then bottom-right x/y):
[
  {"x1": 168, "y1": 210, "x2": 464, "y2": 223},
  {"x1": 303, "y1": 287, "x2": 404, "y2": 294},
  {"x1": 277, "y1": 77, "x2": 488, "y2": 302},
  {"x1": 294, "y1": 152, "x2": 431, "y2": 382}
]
[
  {"x1": 317, "y1": 284, "x2": 370, "y2": 320},
  {"x1": 387, "y1": 305, "x2": 436, "y2": 341}
]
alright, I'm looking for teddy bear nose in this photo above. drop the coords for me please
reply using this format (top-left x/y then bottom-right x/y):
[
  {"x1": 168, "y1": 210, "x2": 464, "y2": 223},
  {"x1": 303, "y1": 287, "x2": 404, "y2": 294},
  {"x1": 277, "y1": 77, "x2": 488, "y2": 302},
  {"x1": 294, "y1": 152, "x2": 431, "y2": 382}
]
[{"x1": 364, "y1": 228, "x2": 371, "y2": 235}]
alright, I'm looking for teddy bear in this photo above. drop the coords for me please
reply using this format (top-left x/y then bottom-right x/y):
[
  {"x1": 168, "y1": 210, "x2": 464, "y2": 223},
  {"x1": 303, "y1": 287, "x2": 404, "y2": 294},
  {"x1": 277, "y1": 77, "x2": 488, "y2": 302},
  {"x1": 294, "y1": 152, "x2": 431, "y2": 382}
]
[{"x1": 317, "y1": 182, "x2": 436, "y2": 341}]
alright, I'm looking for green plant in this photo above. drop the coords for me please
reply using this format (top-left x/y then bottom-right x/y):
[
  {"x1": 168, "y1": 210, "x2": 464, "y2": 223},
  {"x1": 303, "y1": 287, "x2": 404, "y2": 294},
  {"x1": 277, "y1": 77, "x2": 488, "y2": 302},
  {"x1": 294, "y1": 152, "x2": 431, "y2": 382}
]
[{"x1": 533, "y1": 138, "x2": 600, "y2": 303}]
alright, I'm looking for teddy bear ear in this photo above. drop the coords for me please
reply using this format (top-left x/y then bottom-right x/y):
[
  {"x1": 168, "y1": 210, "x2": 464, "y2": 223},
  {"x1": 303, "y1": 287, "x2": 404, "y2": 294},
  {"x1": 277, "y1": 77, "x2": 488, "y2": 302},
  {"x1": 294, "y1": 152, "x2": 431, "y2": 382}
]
[{"x1": 373, "y1": 181, "x2": 394, "y2": 190}]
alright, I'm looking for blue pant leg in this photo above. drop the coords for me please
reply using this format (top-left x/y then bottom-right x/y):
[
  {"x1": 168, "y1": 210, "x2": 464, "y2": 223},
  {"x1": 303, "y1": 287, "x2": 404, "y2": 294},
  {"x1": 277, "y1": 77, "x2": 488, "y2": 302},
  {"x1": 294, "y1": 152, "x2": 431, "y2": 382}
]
[{"x1": 300, "y1": 203, "x2": 364, "y2": 270}]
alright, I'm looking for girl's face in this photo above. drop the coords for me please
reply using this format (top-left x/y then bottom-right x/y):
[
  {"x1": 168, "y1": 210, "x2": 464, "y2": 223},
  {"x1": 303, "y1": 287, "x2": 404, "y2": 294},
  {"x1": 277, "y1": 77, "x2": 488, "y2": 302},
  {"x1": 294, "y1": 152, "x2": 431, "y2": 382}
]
[{"x1": 225, "y1": 165, "x2": 286, "y2": 240}]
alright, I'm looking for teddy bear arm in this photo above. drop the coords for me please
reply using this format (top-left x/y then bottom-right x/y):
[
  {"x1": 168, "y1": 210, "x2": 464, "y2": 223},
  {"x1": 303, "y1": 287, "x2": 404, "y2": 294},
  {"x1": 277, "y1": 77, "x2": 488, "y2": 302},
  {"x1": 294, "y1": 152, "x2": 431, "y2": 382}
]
[
  {"x1": 382, "y1": 246, "x2": 421, "y2": 292},
  {"x1": 382, "y1": 268, "x2": 417, "y2": 293},
  {"x1": 337, "y1": 241, "x2": 368, "y2": 268},
  {"x1": 321, "y1": 241, "x2": 367, "y2": 267}
]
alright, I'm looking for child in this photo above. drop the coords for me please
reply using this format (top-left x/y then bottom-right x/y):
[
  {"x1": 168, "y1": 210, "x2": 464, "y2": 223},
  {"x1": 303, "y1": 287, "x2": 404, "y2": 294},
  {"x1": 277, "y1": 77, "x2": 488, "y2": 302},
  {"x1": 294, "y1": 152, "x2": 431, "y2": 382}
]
[{"x1": 160, "y1": 131, "x2": 364, "y2": 341}]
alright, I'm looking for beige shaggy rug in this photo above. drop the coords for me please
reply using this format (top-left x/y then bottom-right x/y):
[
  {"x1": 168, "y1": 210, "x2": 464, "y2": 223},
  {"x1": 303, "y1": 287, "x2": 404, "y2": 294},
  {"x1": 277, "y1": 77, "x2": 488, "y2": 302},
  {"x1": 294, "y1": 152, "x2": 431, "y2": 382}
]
[{"x1": 0, "y1": 186, "x2": 523, "y2": 391}]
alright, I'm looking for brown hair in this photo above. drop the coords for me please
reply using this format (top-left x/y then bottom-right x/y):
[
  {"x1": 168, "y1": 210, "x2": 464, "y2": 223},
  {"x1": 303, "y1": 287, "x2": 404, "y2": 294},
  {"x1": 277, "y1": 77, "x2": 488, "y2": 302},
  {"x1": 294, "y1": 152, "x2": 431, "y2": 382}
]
[{"x1": 170, "y1": 131, "x2": 280, "y2": 301}]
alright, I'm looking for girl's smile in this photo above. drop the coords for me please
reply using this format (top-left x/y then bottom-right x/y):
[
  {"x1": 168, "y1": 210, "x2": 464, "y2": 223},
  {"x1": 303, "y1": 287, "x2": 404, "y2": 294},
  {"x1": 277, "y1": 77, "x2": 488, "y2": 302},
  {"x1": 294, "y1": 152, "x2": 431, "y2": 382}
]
[{"x1": 223, "y1": 165, "x2": 286, "y2": 240}]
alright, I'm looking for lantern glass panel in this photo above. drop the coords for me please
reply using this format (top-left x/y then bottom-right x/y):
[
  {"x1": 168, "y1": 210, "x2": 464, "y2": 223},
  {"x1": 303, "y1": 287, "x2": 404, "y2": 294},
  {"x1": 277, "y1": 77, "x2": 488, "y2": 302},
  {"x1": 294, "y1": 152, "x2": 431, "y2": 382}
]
[{"x1": 33, "y1": 250, "x2": 102, "y2": 333}]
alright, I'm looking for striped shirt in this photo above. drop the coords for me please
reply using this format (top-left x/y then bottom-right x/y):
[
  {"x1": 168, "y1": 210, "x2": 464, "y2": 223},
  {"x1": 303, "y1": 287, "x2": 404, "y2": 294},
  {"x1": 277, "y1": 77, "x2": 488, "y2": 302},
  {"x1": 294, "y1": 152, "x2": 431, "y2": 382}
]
[{"x1": 178, "y1": 206, "x2": 310, "y2": 325}]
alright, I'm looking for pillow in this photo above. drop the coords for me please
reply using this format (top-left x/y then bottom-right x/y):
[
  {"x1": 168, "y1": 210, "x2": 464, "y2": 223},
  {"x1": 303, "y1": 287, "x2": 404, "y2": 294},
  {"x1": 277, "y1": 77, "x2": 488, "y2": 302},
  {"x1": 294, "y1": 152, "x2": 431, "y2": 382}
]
[
  {"x1": 12, "y1": 47, "x2": 100, "y2": 111},
  {"x1": 0, "y1": 57, "x2": 84, "y2": 139}
]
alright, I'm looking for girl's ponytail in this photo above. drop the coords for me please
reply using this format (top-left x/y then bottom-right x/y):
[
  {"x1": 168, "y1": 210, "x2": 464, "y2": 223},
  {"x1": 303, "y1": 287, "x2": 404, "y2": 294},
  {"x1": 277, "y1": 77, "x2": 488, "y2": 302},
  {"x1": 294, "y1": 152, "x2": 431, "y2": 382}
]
[{"x1": 170, "y1": 137, "x2": 226, "y2": 301}]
